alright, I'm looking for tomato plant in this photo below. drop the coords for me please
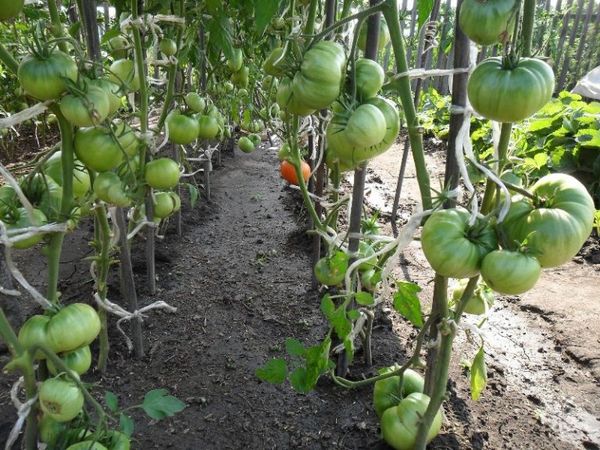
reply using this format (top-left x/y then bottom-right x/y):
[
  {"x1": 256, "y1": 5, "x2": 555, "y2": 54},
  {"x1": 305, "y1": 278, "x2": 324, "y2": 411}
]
[
  {"x1": 196, "y1": 114, "x2": 219, "y2": 139},
  {"x1": 153, "y1": 192, "x2": 180, "y2": 219},
  {"x1": 467, "y1": 57, "x2": 555, "y2": 123},
  {"x1": 3, "y1": 207, "x2": 47, "y2": 249},
  {"x1": 185, "y1": 92, "x2": 206, "y2": 112},
  {"x1": 44, "y1": 152, "x2": 91, "y2": 200}
]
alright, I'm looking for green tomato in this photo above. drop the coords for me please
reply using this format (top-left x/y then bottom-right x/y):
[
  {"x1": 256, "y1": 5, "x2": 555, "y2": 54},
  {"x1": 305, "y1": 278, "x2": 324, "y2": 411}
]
[
  {"x1": 248, "y1": 133, "x2": 261, "y2": 147},
  {"x1": 4, "y1": 208, "x2": 47, "y2": 249},
  {"x1": 480, "y1": 250, "x2": 541, "y2": 295},
  {"x1": 18, "y1": 51, "x2": 78, "y2": 100},
  {"x1": 145, "y1": 158, "x2": 180, "y2": 189},
  {"x1": 197, "y1": 114, "x2": 220, "y2": 139},
  {"x1": 290, "y1": 41, "x2": 346, "y2": 113},
  {"x1": 39, "y1": 414, "x2": 66, "y2": 445},
  {"x1": 421, "y1": 208, "x2": 497, "y2": 278},
  {"x1": 108, "y1": 59, "x2": 140, "y2": 92},
  {"x1": 17, "y1": 314, "x2": 50, "y2": 360},
  {"x1": 159, "y1": 38, "x2": 177, "y2": 56},
  {"x1": 314, "y1": 251, "x2": 349, "y2": 286},
  {"x1": 277, "y1": 143, "x2": 292, "y2": 162},
  {"x1": 75, "y1": 127, "x2": 123, "y2": 172},
  {"x1": 0, "y1": 0, "x2": 24, "y2": 20},
  {"x1": 166, "y1": 112, "x2": 199, "y2": 145},
  {"x1": 153, "y1": 191, "x2": 179, "y2": 219},
  {"x1": 380, "y1": 393, "x2": 443, "y2": 450},
  {"x1": 360, "y1": 269, "x2": 380, "y2": 291},
  {"x1": 238, "y1": 136, "x2": 255, "y2": 153},
  {"x1": 59, "y1": 85, "x2": 110, "y2": 127},
  {"x1": 39, "y1": 377, "x2": 84, "y2": 423},
  {"x1": 276, "y1": 77, "x2": 314, "y2": 116},
  {"x1": 358, "y1": 19, "x2": 390, "y2": 52},
  {"x1": 93, "y1": 172, "x2": 130, "y2": 207},
  {"x1": 108, "y1": 35, "x2": 128, "y2": 58},
  {"x1": 271, "y1": 17, "x2": 286, "y2": 30},
  {"x1": 185, "y1": 92, "x2": 206, "y2": 113},
  {"x1": 46, "y1": 303, "x2": 101, "y2": 354},
  {"x1": 467, "y1": 57, "x2": 555, "y2": 123},
  {"x1": 44, "y1": 152, "x2": 91, "y2": 200},
  {"x1": 451, "y1": 279, "x2": 495, "y2": 315},
  {"x1": 373, "y1": 368, "x2": 424, "y2": 417},
  {"x1": 355, "y1": 58, "x2": 384, "y2": 100},
  {"x1": 90, "y1": 78, "x2": 122, "y2": 116},
  {"x1": 107, "y1": 431, "x2": 131, "y2": 450},
  {"x1": 263, "y1": 47, "x2": 287, "y2": 77},
  {"x1": 500, "y1": 173, "x2": 595, "y2": 267},
  {"x1": 459, "y1": 0, "x2": 517, "y2": 45},
  {"x1": 227, "y1": 48, "x2": 243, "y2": 72},
  {"x1": 48, "y1": 345, "x2": 92, "y2": 376},
  {"x1": 231, "y1": 66, "x2": 249, "y2": 88},
  {"x1": 238, "y1": 88, "x2": 249, "y2": 97},
  {"x1": 112, "y1": 119, "x2": 139, "y2": 157}
]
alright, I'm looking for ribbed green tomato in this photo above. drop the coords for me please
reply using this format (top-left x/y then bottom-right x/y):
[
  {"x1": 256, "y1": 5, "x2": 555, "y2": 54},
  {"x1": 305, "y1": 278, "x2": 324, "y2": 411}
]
[
  {"x1": 107, "y1": 35, "x2": 128, "y2": 58},
  {"x1": 46, "y1": 303, "x2": 101, "y2": 353},
  {"x1": 59, "y1": 85, "x2": 110, "y2": 127},
  {"x1": 381, "y1": 393, "x2": 443, "y2": 450},
  {"x1": 112, "y1": 119, "x2": 139, "y2": 157},
  {"x1": 197, "y1": 114, "x2": 219, "y2": 139},
  {"x1": 276, "y1": 77, "x2": 314, "y2": 116},
  {"x1": 108, "y1": 59, "x2": 140, "y2": 92},
  {"x1": 373, "y1": 368, "x2": 425, "y2": 417},
  {"x1": 480, "y1": 250, "x2": 541, "y2": 294},
  {"x1": 39, "y1": 377, "x2": 84, "y2": 423},
  {"x1": 159, "y1": 38, "x2": 177, "y2": 56},
  {"x1": 355, "y1": 58, "x2": 384, "y2": 99},
  {"x1": 185, "y1": 92, "x2": 206, "y2": 113},
  {"x1": 44, "y1": 152, "x2": 91, "y2": 201},
  {"x1": 75, "y1": 127, "x2": 123, "y2": 172},
  {"x1": 290, "y1": 41, "x2": 346, "y2": 112},
  {"x1": 0, "y1": 0, "x2": 24, "y2": 20},
  {"x1": 93, "y1": 172, "x2": 130, "y2": 207},
  {"x1": 227, "y1": 48, "x2": 243, "y2": 72},
  {"x1": 145, "y1": 158, "x2": 180, "y2": 189},
  {"x1": 459, "y1": 0, "x2": 517, "y2": 45},
  {"x1": 263, "y1": 47, "x2": 287, "y2": 77},
  {"x1": 421, "y1": 208, "x2": 497, "y2": 278},
  {"x1": 17, "y1": 315, "x2": 50, "y2": 359},
  {"x1": 248, "y1": 133, "x2": 261, "y2": 147},
  {"x1": 231, "y1": 66, "x2": 249, "y2": 88},
  {"x1": 18, "y1": 51, "x2": 78, "y2": 100},
  {"x1": 90, "y1": 78, "x2": 122, "y2": 116},
  {"x1": 467, "y1": 57, "x2": 555, "y2": 123},
  {"x1": 166, "y1": 112, "x2": 199, "y2": 145},
  {"x1": 38, "y1": 415, "x2": 66, "y2": 445},
  {"x1": 4, "y1": 208, "x2": 47, "y2": 249},
  {"x1": 327, "y1": 104, "x2": 387, "y2": 160},
  {"x1": 500, "y1": 173, "x2": 594, "y2": 267},
  {"x1": 238, "y1": 136, "x2": 255, "y2": 153},
  {"x1": 48, "y1": 345, "x2": 92, "y2": 376}
]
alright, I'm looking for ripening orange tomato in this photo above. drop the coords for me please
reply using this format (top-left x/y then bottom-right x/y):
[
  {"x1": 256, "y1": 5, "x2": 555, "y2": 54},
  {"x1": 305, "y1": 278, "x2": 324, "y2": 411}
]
[{"x1": 280, "y1": 160, "x2": 310, "y2": 185}]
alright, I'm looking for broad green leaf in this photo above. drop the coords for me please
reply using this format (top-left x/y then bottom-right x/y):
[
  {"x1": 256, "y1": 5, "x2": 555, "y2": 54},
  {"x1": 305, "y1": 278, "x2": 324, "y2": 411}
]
[
  {"x1": 417, "y1": 0, "x2": 434, "y2": 28},
  {"x1": 119, "y1": 413, "x2": 134, "y2": 437},
  {"x1": 207, "y1": 16, "x2": 234, "y2": 61},
  {"x1": 254, "y1": 0, "x2": 282, "y2": 36},
  {"x1": 304, "y1": 336, "x2": 332, "y2": 391},
  {"x1": 393, "y1": 281, "x2": 423, "y2": 328},
  {"x1": 470, "y1": 346, "x2": 487, "y2": 400},
  {"x1": 320, "y1": 294, "x2": 335, "y2": 318},
  {"x1": 256, "y1": 358, "x2": 288, "y2": 384},
  {"x1": 329, "y1": 306, "x2": 352, "y2": 340},
  {"x1": 533, "y1": 152, "x2": 548, "y2": 168},
  {"x1": 285, "y1": 338, "x2": 305, "y2": 357},
  {"x1": 186, "y1": 183, "x2": 199, "y2": 208},
  {"x1": 289, "y1": 367, "x2": 309, "y2": 393},
  {"x1": 347, "y1": 309, "x2": 361, "y2": 321},
  {"x1": 527, "y1": 116, "x2": 559, "y2": 133},
  {"x1": 100, "y1": 27, "x2": 121, "y2": 43},
  {"x1": 105, "y1": 391, "x2": 118, "y2": 413},
  {"x1": 141, "y1": 389, "x2": 186, "y2": 420},
  {"x1": 575, "y1": 129, "x2": 600, "y2": 148},
  {"x1": 355, "y1": 291, "x2": 374, "y2": 306}
]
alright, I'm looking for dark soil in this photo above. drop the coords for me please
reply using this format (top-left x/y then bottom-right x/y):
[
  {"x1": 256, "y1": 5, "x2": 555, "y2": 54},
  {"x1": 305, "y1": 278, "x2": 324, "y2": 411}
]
[{"x1": 0, "y1": 142, "x2": 598, "y2": 449}]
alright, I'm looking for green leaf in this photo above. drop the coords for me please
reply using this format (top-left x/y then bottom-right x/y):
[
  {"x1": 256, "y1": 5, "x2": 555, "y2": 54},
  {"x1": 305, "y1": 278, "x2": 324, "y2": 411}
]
[
  {"x1": 207, "y1": 16, "x2": 234, "y2": 60},
  {"x1": 575, "y1": 129, "x2": 600, "y2": 148},
  {"x1": 254, "y1": 0, "x2": 281, "y2": 36},
  {"x1": 100, "y1": 27, "x2": 121, "y2": 44},
  {"x1": 289, "y1": 367, "x2": 309, "y2": 393},
  {"x1": 347, "y1": 309, "x2": 361, "y2": 321},
  {"x1": 355, "y1": 291, "x2": 374, "y2": 306},
  {"x1": 329, "y1": 306, "x2": 352, "y2": 340},
  {"x1": 304, "y1": 336, "x2": 332, "y2": 391},
  {"x1": 285, "y1": 338, "x2": 305, "y2": 357},
  {"x1": 343, "y1": 338, "x2": 355, "y2": 366},
  {"x1": 417, "y1": 0, "x2": 434, "y2": 28},
  {"x1": 393, "y1": 281, "x2": 423, "y2": 328},
  {"x1": 320, "y1": 294, "x2": 335, "y2": 318},
  {"x1": 470, "y1": 346, "x2": 487, "y2": 401},
  {"x1": 186, "y1": 183, "x2": 199, "y2": 208},
  {"x1": 105, "y1": 391, "x2": 118, "y2": 413},
  {"x1": 119, "y1": 413, "x2": 134, "y2": 437},
  {"x1": 256, "y1": 358, "x2": 288, "y2": 384},
  {"x1": 141, "y1": 389, "x2": 186, "y2": 420}
]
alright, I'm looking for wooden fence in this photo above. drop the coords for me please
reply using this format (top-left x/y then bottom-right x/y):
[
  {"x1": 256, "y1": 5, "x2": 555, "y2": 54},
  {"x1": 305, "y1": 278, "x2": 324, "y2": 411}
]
[{"x1": 389, "y1": 0, "x2": 600, "y2": 95}]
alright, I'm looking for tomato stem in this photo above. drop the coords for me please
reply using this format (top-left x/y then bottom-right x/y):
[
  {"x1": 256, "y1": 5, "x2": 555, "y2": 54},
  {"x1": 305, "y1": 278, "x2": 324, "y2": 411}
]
[
  {"x1": 95, "y1": 204, "x2": 112, "y2": 373},
  {"x1": 0, "y1": 42, "x2": 19, "y2": 74}
]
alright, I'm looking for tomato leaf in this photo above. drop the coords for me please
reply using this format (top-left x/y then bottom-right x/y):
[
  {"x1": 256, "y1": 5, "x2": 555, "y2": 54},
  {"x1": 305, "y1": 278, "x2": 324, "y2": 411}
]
[
  {"x1": 355, "y1": 291, "x2": 374, "y2": 306},
  {"x1": 393, "y1": 281, "x2": 424, "y2": 328},
  {"x1": 119, "y1": 413, "x2": 134, "y2": 437},
  {"x1": 417, "y1": 0, "x2": 434, "y2": 29},
  {"x1": 289, "y1": 367, "x2": 309, "y2": 393},
  {"x1": 285, "y1": 338, "x2": 305, "y2": 357},
  {"x1": 105, "y1": 391, "x2": 119, "y2": 413},
  {"x1": 255, "y1": 358, "x2": 287, "y2": 384},
  {"x1": 470, "y1": 346, "x2": 487, "y2": 401},
  {"x1": 185, "y1": 183, "x2": 199, "y2": 208},
  {"x1": 575, "y1": 128, "x2": 600, "y2": 148},
  {"x1": 254, "y1": 0, "x2": 282, "y2": 36},
  {"x1": 320, "y1": 294, "x2": 335, "y2": 318},
  {"x1": 141, "y1": 389, "x2": 186, "y2": 420},
  {"x1": 347, "y1": 309, "x2": 361, "y2": 321},
  {"x1": 207, "y1": 15, "x2": 234, "y2": 61}
]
